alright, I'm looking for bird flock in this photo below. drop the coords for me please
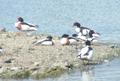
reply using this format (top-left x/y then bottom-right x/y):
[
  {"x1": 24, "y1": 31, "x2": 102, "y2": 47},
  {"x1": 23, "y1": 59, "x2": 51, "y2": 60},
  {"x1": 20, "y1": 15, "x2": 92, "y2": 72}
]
[{"x1": 15, "y1": 17, "x2": 100, "y2": 61}]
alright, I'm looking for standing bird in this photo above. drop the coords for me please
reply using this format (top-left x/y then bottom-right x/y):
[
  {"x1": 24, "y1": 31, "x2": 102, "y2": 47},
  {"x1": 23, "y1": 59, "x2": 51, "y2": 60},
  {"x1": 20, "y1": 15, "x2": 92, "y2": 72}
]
[
  {"x1": 73, "y1": 22, "x2": 90, "y2": 36},
  {"x1": 33, "y1": 36, "x2": 54, "y2": 46},
  {"x1": 73, "y1": 22, "x2": 100, "y2": 43},
  {"x1": 78, "y1": 40, "x2": 93, "y2": 60},
  {"x1": 15, "y1": 17, "x2": 38, "y2": 32}
]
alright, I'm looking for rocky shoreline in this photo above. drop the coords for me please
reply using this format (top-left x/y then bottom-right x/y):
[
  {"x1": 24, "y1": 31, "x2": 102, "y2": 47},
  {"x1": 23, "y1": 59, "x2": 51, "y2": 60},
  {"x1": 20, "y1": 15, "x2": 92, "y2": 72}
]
[{"x1": 0, "y1": 31, "x2": 120, "y2": 79}]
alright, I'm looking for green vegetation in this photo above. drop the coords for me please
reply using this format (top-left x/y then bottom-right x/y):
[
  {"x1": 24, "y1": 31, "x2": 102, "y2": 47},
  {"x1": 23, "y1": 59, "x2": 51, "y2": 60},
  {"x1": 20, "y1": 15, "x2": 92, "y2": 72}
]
[
  {"x1": 33, "y1": 66, "x2": 65, "y2": 79},
  {"x1": 0, "y1": 71, "x2": 31, "y2": 79},
  {"x1": 11, "y1": 71, "x2": 31, "y2": 79}
]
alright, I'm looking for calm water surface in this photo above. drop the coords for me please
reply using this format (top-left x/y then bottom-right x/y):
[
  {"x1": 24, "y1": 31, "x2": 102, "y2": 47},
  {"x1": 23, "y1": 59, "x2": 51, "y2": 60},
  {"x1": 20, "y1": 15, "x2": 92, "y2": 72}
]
[
  {"x1": 0, "y1": 0, "x2": 120, "y2": 42},
  {"x1": 1, "y1": 58, "x2": 120, "y2": 81}
]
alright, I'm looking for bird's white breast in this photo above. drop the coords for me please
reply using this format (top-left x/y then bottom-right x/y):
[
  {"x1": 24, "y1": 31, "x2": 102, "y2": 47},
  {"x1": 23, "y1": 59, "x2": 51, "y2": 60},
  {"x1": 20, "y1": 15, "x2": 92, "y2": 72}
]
[{"x1": 41, "y1": 41, "x2": 53, "y2": 45}]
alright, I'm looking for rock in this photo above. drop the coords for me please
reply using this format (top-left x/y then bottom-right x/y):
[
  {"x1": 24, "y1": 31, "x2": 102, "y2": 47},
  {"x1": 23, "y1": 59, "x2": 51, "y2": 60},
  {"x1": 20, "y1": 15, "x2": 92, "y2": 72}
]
[
  {"x1": 64, "y1": 61, "x2": 73, "y2": 69},
  {"x1": 10, "y1": 67, "x2": 22, "y2": 71},
  {"x1": 104, "y1": 59, "x2": 109, "y2": 63},
  {"x1": 4, "y1": 59, "x2": 15, "y2": 63},
  {"x1": 28, "y1": 47, "x2": 35, "y2": 51},
  {"x1": 33, "y1": 62, "x2": 40, "y2": 66},
  {"x1": 65, "y1": 64, "x2": 73, "y2": 69},
  {"x1": 30, "y1": 67, "x2": 40, "y2": 71}
]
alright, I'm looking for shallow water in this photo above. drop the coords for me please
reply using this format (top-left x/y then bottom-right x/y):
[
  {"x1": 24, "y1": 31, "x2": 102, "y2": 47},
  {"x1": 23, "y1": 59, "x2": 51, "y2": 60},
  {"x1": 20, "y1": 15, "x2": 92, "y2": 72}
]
[
  {"x1": 1, "y1": 58, "x2": 120, "y2": 81},
  {"x1": 0, "y1": 0, "x2": 120, "y2": 42}
]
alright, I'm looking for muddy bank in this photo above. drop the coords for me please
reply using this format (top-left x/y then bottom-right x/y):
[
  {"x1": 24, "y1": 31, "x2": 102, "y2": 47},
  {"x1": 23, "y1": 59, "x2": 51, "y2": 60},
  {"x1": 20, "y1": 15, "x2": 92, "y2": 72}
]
[{"x1": 0, "y1": 32, "x2": 119, "y2": 79}]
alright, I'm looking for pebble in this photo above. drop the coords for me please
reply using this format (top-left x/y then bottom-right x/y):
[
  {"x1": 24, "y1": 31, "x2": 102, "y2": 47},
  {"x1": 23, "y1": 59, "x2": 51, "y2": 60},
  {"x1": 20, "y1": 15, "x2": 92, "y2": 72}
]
[{"x1": 104, "y1": 59, "x2": 109, "y2": 63}]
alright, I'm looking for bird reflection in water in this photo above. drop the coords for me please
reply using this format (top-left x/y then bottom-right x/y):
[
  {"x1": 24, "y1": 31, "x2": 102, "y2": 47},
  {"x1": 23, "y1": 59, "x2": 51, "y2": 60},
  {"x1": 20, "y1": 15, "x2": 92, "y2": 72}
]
[{"x1": 81, "y1": 66, "x2": 94, "y2": 81}]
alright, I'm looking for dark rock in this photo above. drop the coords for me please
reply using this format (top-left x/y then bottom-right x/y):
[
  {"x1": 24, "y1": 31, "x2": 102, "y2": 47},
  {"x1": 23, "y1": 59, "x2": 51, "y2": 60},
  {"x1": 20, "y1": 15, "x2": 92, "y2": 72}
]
[
  {"x1": 65, "y1": 64, "x2": 73, "y2": 69},
  {"x1": 4, "y1": 59, "x2": 15, "y2": 63}
]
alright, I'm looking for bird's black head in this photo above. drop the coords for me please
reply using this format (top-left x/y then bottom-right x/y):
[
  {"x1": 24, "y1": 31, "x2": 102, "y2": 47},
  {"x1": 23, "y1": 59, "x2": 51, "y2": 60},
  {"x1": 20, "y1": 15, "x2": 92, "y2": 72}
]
[
  {"x1": 72, "y1": 34, "x2": 78, "y2": 37},
  {"x1": 90, "y1": 30, "x2": 95, "y2": 34},
  {"x1": 85, "y1": 40, "x2": 91, "y2": 46},
  {"x1": 47, "y1": 36, "x2": 53, "y2": 40},
  {"x1": 73, "y1": 22, "x2": 81, "y2": 27},
  {"x1": 89, "y1": 30, "x2": 95, "y2": 37},
  {"x1": 62, "y1": 34, "x2": 69, "y2": 38},
  {"x1": 18, "y1": 17, "x2": 24, "y2": 22}
]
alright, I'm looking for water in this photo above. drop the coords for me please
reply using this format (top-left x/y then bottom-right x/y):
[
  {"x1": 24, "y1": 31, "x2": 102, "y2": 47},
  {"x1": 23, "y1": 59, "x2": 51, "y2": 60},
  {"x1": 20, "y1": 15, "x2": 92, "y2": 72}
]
[
  {"x1": 1, "y1": 58, "x2": 120, "y2": 81},
  {"x1": 1, "y1": 0, "x2": 120, "y2": 81},
  {"x1": 0, "y1": 0, "x2": 120, "y2": 42}
]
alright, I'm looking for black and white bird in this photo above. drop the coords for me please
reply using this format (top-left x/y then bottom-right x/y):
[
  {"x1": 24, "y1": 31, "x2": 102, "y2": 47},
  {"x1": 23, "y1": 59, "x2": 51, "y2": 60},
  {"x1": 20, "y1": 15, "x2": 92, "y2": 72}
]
[
  {"x1": 73, "y1": 22, "x2": 90, "y2": 36},
  {"x1": 73, "y1": 22, "x2": 100, "y2": 43},
  {"x1": 33, "y1": 36, "x2": 54, "y2": 46},
  {"x1": 88, "y1": 30, "x2": 100, "y2": 38},
  {"x1": 87, "y1": 30, "x2": 100, "y2": 42},
  {"x1": 15, "y1": 17, "x2": 38, "y2": 32},
  {"x1": 68, "y1": 34, "x2": 79, "y2": 45},
  {"x1": 78, "y1": 40, "x2": 93, "y2": 60},
  {"x1": 60, "y1": 34, "x2": 70, "y2": 45}
]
